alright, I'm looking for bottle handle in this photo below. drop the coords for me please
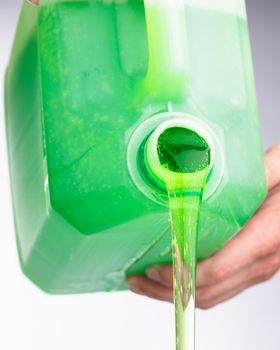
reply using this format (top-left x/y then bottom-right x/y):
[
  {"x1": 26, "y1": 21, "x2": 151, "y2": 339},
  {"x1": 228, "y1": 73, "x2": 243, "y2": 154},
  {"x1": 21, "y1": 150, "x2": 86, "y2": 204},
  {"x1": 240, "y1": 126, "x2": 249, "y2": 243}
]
[{"x1": 142, "y1": 0, "x2": 189, "y2": 101}]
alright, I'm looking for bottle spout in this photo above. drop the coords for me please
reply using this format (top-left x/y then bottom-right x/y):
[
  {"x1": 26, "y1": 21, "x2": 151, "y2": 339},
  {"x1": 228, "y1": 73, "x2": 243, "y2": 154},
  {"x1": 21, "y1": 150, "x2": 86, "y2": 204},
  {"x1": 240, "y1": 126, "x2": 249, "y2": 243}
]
[
  {"x1": 145, "y1": 118, "x2": 215, "y2": 184},
  {"x1": 127, "y1": 112, "x2": 224, "y2": 205}
]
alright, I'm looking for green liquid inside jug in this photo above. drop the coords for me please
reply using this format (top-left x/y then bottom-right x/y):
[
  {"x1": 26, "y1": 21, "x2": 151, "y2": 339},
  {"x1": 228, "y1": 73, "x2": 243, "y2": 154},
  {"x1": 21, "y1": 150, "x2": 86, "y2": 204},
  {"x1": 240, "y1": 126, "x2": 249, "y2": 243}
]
[
  {"x1": 157, "y1": 127, "x2": 211, "y2": 350},
  {"x1": 5, "y1": 0, "x2": 267, "y2": 328}
]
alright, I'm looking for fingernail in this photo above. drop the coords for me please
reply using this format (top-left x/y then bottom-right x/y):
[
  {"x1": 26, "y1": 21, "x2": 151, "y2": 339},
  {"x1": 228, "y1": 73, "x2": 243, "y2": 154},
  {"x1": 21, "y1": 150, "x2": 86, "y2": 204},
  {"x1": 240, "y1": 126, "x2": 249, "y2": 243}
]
[
  {"x1": 146, "y1": 267, "x2": 160, "y2": 281},
  {"x1": 130, "y1": 286, "x2": 143, "y2": 294},
  {"x1": 127, "y1": 279, "x2": 143, "y2": 294}
]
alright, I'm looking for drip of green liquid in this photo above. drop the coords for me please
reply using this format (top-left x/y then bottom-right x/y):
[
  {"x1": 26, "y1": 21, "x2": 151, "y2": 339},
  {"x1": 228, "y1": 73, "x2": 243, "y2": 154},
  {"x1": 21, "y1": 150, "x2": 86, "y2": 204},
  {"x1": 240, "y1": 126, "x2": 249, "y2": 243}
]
[{"x1": 157, "y1": 127, "x2": 211, "y2": 350}]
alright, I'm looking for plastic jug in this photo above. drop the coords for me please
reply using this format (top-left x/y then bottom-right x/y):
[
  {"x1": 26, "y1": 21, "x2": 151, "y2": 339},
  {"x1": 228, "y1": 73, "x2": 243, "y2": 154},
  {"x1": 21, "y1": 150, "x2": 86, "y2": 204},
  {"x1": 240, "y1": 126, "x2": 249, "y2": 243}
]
[{"x1": 5, "y1": 0, "x2": 267, "y2": 294}]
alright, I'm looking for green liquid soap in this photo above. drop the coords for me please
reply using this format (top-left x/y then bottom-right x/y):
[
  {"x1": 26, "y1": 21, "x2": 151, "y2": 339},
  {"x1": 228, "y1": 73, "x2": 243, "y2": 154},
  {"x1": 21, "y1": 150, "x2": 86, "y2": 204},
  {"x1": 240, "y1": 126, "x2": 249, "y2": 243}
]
[{"x1": 157, "y1": 127, "x2": 211, "y2": 350}]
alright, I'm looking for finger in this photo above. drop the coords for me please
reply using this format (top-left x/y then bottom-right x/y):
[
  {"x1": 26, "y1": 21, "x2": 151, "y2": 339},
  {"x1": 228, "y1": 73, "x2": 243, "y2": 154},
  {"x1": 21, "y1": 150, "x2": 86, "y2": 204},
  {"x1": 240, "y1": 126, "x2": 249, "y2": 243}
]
[
  {"x1": 197, "y1": 281, "x2": 249, "y2": 310},
  {"x1": 197, "y1": 200, "x2": 280, "y2": 287},
  {"x1": 146, "y1": 265, "x2": 173, "y2": 288},
  {"x1": 127, "y1": 276, "x2": 173, "y2": 303},
  {"x1": 196, "y1": 251, "x2": 280, "y2": 309},
  {"x1": 197, "y1": 267, "x2": 277, "y2": 310},
  {"x1": 265, "y1": 145, "x2": 280, "y2": 191}
]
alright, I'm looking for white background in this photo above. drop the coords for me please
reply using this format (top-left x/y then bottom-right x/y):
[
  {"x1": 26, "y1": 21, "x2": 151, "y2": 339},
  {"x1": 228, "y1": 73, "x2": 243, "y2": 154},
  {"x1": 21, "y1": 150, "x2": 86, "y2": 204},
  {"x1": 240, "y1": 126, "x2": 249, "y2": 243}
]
[{"x1": 0, "y1": 1, "x2": 279, "y2": 349}]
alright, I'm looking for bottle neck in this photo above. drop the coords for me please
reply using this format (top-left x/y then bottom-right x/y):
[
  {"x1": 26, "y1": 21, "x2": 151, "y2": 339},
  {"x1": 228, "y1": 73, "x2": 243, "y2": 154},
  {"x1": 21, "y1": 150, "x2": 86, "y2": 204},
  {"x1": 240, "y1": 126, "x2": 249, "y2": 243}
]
[{"x1": 143, "y1": 117, "x2": 214, "y2": 178}]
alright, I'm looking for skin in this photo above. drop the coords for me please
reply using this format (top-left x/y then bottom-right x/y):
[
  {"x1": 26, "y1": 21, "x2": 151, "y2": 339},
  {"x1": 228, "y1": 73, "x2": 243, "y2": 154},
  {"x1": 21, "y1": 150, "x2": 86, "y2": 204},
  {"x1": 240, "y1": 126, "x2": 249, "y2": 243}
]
[{"x1": 127, "y1": 145, "x2": 280, "y2": 309}]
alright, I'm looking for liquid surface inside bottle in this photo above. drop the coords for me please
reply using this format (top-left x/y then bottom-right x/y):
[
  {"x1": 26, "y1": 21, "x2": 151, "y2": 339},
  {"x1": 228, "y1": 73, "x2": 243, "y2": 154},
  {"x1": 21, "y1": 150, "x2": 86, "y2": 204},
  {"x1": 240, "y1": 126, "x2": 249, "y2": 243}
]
[{"x1": 157, "y1": 127, "x2": 210, "y2": 350}]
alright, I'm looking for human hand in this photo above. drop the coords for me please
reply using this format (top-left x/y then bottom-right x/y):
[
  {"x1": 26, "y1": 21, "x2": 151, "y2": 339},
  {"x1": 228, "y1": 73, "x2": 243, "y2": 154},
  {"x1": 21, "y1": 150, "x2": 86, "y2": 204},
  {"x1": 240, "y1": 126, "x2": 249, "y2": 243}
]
[{"x1": 127, "y1": 145, "x2": 280, "y2": 309}]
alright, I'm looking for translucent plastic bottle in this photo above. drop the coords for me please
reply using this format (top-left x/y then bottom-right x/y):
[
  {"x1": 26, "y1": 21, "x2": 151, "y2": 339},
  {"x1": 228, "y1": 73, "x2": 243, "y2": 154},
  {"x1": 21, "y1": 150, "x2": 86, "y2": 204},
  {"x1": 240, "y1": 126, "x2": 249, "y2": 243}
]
[{"x1": 5, "y1": 0, "x2": 266, "y2": 293}]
